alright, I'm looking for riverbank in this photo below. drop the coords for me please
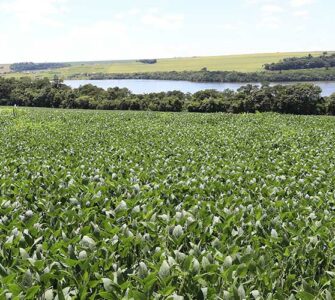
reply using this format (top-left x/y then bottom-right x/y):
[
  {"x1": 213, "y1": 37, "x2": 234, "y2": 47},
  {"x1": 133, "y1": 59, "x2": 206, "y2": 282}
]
[
  {"x1": 64, "y1": 79, "x2": 335, "y2": 97},
  {"x1": 65, "y1": 68, "x2": 335, "y2": 83},
  {"x1": 1, "y1": 77, "x2": 335, "y2": 115}
]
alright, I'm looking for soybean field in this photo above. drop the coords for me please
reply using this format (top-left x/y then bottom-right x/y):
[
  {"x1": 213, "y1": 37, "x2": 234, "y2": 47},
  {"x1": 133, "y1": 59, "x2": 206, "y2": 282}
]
[{"x1": 1, "y1": 108, "x2": 335, "y2": 299}]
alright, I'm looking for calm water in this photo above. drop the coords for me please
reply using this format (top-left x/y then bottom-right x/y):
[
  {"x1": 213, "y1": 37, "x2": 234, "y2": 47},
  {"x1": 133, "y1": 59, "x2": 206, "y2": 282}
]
[{"x1": 64, "y1": 79, "x2": 335, "y2": 97}]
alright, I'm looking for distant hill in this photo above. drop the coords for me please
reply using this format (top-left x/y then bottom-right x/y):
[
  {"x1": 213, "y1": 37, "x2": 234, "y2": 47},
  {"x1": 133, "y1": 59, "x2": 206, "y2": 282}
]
[{"x1": 1, "y1": 51, "x2": 334, "y2": 79}]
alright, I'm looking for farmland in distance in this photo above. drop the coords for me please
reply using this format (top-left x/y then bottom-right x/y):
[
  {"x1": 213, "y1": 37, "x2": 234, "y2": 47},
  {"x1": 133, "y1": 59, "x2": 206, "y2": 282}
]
[{"x1": 2, "y1": 51, "x2": 329, "y2": 79}]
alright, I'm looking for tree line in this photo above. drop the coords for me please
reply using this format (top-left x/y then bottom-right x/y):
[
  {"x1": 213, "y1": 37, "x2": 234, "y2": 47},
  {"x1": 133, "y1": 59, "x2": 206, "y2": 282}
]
[
  {"x1": 67, "y1": 68, "x2": 335, "y2": 83},
  {"x1": 136, "y1": 59, "x2": 157, "y2": 64},
  {"x1": 1, "y1": 77, "x2": 335, "y2": 115},
  {"x1": 10, "y1": 62, "x2": 70, "y2": 72},
  {"x1": 264, "y1": 53, "x2": 335, "y2": 71}
]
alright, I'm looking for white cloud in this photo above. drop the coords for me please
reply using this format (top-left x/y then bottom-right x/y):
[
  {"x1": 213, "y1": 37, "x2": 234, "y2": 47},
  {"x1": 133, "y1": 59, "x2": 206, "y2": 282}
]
[
  {"x1": 290, "y1": 0, "x2": 315, "y2": 7},
  {"x1": 258, "y1": 15, "x2": 281, "y2": 29},
  {"x1": 293, "y1": 10, "x2": 310, "y2": 17},
  {"x1": 115, "y1": 8, "x2": 141, "y2": 20},
  {"x1": 115, "y1": 8, "x2": 184, "y2": 31},
  {"x1": 257, "y1": 2, "x2": 284, "y2": 29},
  {"x1": 246, "y1": 0, "x2": 315, "y2": 30},
  {"x1": 0, "y1": 4, "x2": 187, "y2": 62},
  {"x1": 57, "y1": 20, "x2": 128, "y2": 53},
  {"x1": 129, "y1": 8, "x2": 141, "y2": 16},
  {"x1": 2, "y1": 13, "x2": 187, "y2": 63},
  {"x1": 261, "y1": 4, "x2": 284, "y2": 13},
  {"x1": 246, "y1": 0, "x2": 314, "y2": 5},
  {"x1": 245, "y1": 0, "x2": 276, "y2": 4},
  {"x1": 1, "y1": 1, "x2": 332, "y2": 63},
  {"x1": 0, "y1": 0, "x2": 68, "y2": 28},
  {"x1": 141, "y1": 13, "x2": 184, "y2": 30},
  {"x1": 221, "y1": 23, "x2": 241, "y2": 30}
]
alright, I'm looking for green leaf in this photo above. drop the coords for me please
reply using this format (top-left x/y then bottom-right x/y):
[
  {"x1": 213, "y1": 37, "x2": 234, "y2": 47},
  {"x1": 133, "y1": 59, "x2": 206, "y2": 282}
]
[
  {"x1": 98, "y1": 292, "x2": 118, "y2": 300},
  {"x1": 8, "y1": 284, "x2": 22, "y2": 296},
  {"x1": 297, "y1": 291, "x2": 316, "y2": 300},
  {"x1": 0, "y1": 263, "x2": 8, "y2": 276},
  {"x1": 143, "y1": 273, "x2": 157, "y2": 292},
  {"x1": 57, "y1": 284, "x2": 66, "y2": 300},
  {"x1": 26, "y1": 286, "x2": 40, "y2": 299},
  {"x1": 236, "y1": 263, "x2": 248, "y2": 278},
  {"x1": 302, "y1": 280, "x2": 317, "y2": 296},
  {"x1": 129, "y1": 290, "x2": 147, "y2": 300}
]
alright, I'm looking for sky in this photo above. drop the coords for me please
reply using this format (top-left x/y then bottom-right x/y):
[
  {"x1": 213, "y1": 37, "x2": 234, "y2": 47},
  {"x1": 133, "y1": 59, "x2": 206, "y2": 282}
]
[{"x1": 0, "y1": 0, "x2": 334, "y2": 63}]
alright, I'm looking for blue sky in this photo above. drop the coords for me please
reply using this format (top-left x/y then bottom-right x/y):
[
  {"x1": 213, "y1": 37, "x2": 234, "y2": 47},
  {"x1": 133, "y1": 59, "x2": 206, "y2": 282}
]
[{"x1": 0, "y1": 0, "x2": 333, "y2": 63}]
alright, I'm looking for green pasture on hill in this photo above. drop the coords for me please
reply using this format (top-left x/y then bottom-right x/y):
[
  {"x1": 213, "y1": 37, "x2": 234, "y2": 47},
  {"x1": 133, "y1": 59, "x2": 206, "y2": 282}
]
[{"x1": 2, "y1": 51, "x2": 330, "y2": 79}]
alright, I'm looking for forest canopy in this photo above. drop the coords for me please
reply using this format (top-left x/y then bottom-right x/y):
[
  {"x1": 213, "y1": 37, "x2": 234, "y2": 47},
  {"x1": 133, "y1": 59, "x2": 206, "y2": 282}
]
[
  {"x1": 10, "y1": 62, "x2": 71, "y2": 72},
  {"x1": 264, "y1": 53, "x2": 335, "y2": 71},
  {"x1": 1, "y1": 77, "x2": 335, "y2": 115}
]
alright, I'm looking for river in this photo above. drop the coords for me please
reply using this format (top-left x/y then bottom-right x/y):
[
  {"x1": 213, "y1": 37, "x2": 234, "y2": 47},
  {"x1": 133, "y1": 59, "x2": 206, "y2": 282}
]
[{"x1": 64, "y1": 79, "x2": 335, "y2": 97}]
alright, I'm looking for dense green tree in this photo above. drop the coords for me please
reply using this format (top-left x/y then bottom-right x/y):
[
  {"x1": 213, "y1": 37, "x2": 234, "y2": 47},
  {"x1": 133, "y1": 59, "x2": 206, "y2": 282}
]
[
  {"x1": 10, "y1": 62, "x2": 70, "y2": 72},
  {"x1": 327, "y1": 93, "x2": 335, "y2": 115},
  {"x1": 264, "y1": 54, "x2": 335, "y2": 71},
  {"x1": 136, "y1": 59, "x2": 157, "y2": 64},
  {"x1": 107, "y1": 87, "x2": 131, "y2": 100},
  {"x1": 74, "y1": 96, "x2": 94, "y2": 109},
  {"x1": 78, "y1": 65, "x2": 335, "y2": 83},
  {"x1": 77, "y1": 84, "x2": 106, "y2": 98},
  {"x1": 272, "y1": 84, "x2": 323, "y2": 114},
  {"x1": 0, "y1": 77, "x2": 329, "y2": 115}
]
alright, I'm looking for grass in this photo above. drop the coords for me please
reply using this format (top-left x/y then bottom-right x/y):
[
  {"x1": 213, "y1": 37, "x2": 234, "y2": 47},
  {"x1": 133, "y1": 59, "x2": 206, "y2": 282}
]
[
  {"x1": 3, "y1": 51, "x2": 332, "y2": 79},
  {"x1": 1, "y1": 108, "x2": 335, "y2": 298}
]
